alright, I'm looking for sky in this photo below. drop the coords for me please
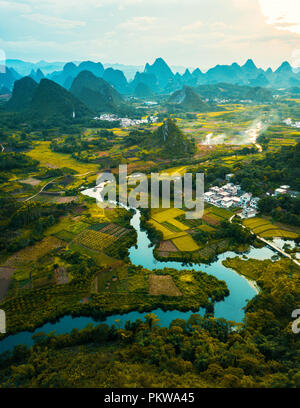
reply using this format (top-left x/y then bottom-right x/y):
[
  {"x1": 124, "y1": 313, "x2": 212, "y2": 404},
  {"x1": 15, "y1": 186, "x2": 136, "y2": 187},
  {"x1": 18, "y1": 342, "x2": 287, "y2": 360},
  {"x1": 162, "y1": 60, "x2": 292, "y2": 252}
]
[{"x1": 0, "y1": 0, "x2": 299, "y2": 70}]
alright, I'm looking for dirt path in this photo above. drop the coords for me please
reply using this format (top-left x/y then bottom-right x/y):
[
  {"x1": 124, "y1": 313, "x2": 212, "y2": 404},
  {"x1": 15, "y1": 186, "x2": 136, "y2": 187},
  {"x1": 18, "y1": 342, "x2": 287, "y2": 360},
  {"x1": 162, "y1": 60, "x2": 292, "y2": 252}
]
[
  {"x1": 23, "y1": 171, "x2": 96, "y2": 202},
  {"x1": 23, "y1": 176, "x2": 64, "y2": 202},
  {"x1": 74, "y1": 171, "x2": 96, "y2": 177}
]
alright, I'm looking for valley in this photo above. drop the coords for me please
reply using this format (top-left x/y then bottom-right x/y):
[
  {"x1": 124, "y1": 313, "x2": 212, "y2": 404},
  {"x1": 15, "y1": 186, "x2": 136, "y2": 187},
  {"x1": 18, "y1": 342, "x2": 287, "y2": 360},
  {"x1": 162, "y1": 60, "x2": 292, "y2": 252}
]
[{"x1": 0, "y1": 57, "x2": 299, "y2": 389}]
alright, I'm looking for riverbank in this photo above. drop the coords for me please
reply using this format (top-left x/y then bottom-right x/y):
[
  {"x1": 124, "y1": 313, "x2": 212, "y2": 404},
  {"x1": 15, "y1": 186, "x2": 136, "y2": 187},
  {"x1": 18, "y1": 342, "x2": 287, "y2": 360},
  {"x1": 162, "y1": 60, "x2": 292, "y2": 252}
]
[{"x1": 0, "y1": 191, "x2": 278, "y2": 352}]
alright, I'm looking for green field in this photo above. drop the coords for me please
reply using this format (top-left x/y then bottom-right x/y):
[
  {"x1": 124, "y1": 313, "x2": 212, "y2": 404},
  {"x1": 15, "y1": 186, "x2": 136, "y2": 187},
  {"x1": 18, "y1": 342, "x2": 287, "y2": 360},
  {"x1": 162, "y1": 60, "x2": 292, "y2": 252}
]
[{"x1": 26, "y1": 141, "x2": 98, "y2": 173}]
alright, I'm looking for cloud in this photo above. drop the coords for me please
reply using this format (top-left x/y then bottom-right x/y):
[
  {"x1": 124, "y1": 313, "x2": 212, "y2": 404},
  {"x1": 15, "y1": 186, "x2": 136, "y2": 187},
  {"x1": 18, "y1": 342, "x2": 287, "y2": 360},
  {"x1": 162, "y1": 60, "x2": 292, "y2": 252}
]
[
  {"x1": 0, "y1": 1, "x2": 31, "y2": 13},
  {"x1": 258, "y1": 0, "x2": 300, "y2": 34},
  {"x1": 0, "y1": 0, "x2": 299, "y2": 69},
  {"x1": 22, "y1": 13, "x2": 86, "y2": 29},
  {"x1": 118, "y1": 16, "x2": 158, "y2": 31},
  {"x1": 182, "y1": 21, "x2": 203, "y2": 32}
]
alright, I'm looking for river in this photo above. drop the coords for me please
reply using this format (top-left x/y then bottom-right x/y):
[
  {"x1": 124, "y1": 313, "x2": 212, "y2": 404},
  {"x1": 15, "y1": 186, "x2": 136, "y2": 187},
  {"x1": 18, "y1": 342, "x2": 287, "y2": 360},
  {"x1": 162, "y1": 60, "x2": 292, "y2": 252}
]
[{"x1": 0, "y1": 188, "x2": 277, "y2": 353}]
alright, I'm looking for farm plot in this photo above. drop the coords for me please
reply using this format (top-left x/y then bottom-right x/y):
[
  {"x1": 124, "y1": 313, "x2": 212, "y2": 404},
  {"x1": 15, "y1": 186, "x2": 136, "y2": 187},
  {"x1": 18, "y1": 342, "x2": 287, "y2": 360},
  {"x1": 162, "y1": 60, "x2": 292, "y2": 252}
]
[
  {"x1": 157, "y1": 240, "x2": 178, "y2": 252},
  {"x1": 73, "y1": 230, "x2": 116, "y2": 251},
  {"x1": 26, "y1": 141, "x2": 98, "y2": 173},
  {"x1": 177, "y1": 215, "x2": 203, "y2": 228},
  {"x1": 243, "y1": 218, "x2": 269, "y2": 229},
  {"x1": 164, "y1": 218, "x2": 189, "y2": 231},
  {"x1": 99, "y1": 223, "x2": 129, "y2": 237},
  {"x1": 172, "y1": 235, "x2": 199, "y2": 252},
  {"x1": 198, "y1": 239, "x2": 229, "y2": 260},
  {"x1": 19, "y1": 178, "x2": 41, "y2": 186},
  {"x1": 202, "y1": 212, "x2": 222, "y2": 226},
  {"x1": 208, "y1": 206, "x2": 233, "y2": 220},
  {"x1": 2, "y1": 236, "x2": 65, "y2": 268},
  {"x1": 243, "y1": 217, "x2": 298, "y2": 238},
  {"x1": 260, "y1": 229, "x2": 298, "y2": 239},
  {"x1": 149, "y1": 220, "x2": 187, "y2": 240},
  {"x1": 197, "y1": 224, "x2": 215, "y2": 233},
  {"x1": 149, "y1": 274, "x2": 182, "y2": 296},
  {"x1": 151, "y1": 208, "x2": 185, "y2": 223}
]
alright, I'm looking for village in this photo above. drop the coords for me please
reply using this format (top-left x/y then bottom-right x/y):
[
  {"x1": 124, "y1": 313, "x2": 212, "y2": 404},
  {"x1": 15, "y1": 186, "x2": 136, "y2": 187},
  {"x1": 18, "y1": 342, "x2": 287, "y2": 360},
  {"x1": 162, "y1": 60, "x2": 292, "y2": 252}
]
[
  {"x1": 204, "y1": 174, "x2": 296, "y2": 219},
  {"x1": 204, "y1": 178, "x2": 259, "y2": 218},
  {"x1": 93, "y1": 113, "x2": 158, "y2": 127}
]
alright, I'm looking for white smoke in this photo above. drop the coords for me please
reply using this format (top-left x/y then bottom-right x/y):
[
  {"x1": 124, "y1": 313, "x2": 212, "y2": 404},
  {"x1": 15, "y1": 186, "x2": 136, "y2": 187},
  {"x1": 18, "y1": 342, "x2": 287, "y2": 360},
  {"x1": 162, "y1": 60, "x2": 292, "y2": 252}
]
[{"x1": 202, "y1": 117, "x2": 274, "y2": 149}]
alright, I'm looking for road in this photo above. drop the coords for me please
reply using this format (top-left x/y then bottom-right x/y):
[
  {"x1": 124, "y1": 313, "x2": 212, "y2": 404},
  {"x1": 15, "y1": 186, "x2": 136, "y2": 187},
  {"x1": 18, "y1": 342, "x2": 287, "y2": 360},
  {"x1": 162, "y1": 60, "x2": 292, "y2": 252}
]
[
  {"x1": 22, "y1": 170, "x2": 96, "y2": 201},
  {"x1": 73, "y1": 171, "x2": 95, "y2": 177},
  {"x1": 229, "y1": 214, "x2": 300, "y2": 267},
  {"x1": 23, "y1": 176, "x2": 64, "y2": 202}
]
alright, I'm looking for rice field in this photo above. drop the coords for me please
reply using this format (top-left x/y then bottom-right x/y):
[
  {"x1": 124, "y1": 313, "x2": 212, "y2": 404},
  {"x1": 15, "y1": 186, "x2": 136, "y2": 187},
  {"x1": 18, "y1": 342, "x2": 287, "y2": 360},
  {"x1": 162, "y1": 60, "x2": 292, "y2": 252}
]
[
  {"x1": 208, "y1": 206, "x2": 233, "y2": 220},
  {"x1": 151, "y1": 208, "x2": 185, "y2": 223},
  {"x1": 26, "y1": 141, "x2": 98, "y2": 173},
  {"x1": 149, "y1": 219, "x2": 187, "y2": 240},
  {"x1": 165, "y1": 218, "x2": 189, "y2": 231},
  {"x1": 172, "y1": 235, "x2": 199, "y2": 252},
  {"x1": 243, "y1": 217, "x2": 298, "y2": 239},
  {"x1": 197, "y1": 224, "x2": 215, "y2": 233}
]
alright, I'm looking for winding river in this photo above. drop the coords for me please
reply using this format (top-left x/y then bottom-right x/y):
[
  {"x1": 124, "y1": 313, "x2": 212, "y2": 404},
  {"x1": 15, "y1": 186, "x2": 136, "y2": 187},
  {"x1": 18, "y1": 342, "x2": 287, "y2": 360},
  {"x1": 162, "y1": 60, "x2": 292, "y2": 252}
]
[{"x1": 0, "y1": 188, "x2": 277, "y2": 353}]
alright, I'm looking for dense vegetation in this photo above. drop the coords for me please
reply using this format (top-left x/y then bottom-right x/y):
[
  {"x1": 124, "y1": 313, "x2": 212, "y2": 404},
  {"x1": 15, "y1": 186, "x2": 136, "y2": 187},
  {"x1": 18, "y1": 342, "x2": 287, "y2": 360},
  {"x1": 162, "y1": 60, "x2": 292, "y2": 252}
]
[{"x1": 1, "y1": 258, "x2": 299, "y2": 388}]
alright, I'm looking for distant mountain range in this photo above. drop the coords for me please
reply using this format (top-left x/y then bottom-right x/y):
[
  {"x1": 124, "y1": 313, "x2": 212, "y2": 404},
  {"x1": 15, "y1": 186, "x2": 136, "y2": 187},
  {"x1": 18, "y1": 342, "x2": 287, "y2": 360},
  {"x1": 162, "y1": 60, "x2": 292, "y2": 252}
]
[{"x1": 3, "y1": 57, "x2": 300, "y2": 102}]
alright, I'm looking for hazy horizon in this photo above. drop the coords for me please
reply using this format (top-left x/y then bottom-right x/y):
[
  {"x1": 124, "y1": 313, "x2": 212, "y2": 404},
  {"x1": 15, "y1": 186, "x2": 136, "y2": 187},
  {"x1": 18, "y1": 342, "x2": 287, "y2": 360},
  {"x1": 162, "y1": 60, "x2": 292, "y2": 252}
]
[{"x1": 4, "y1": 56, "x2": 296, "y2": 75}]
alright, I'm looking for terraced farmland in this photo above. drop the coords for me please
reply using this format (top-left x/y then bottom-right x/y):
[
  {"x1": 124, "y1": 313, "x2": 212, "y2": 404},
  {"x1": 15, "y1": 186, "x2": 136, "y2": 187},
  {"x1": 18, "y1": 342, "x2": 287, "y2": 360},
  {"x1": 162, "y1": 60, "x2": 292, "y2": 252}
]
[{"x1": 243, "y1": 218, "x2": 298, "y2": 239}]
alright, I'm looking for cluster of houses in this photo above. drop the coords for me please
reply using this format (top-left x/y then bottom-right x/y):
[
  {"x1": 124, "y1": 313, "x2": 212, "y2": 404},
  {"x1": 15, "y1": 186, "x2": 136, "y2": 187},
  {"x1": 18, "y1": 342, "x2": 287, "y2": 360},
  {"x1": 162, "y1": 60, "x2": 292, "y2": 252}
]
[
  {"x1": 204, "y1": 178, "x2": 260, "y2": 218},
  {"x1": 93, "y1": 113, "x2": 158, "y2": 127}
]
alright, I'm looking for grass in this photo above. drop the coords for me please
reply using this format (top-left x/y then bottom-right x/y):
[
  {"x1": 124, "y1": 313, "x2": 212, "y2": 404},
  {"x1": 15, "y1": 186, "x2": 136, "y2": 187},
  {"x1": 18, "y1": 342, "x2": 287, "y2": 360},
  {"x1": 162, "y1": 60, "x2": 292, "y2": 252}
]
[
  {"x1": 54, "y1": 230, "x2": 74, "y2": 242},
  {"x1": 93, "y1": 264, "x2": 128, "y2": 293},
  {"x1": 26, "y1": 141, "x2": 98, "y2": 174},
  {"x1": 172, "y1": 235, "x2": 199, "y2": 252}
]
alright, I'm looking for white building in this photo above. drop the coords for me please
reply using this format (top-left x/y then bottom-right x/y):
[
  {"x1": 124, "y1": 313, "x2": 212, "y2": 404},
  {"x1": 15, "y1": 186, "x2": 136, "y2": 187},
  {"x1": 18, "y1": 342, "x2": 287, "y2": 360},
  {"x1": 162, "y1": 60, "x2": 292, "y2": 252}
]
[
  {"x1": 240, "y1": 193, "x2": 252, "y2": 205},
  {"x1": 275, "y1": 188, "x2": 287, "y2": 196},
  {"x1": 242, "y1": 207, "x2": 257, "y2": 218}
]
